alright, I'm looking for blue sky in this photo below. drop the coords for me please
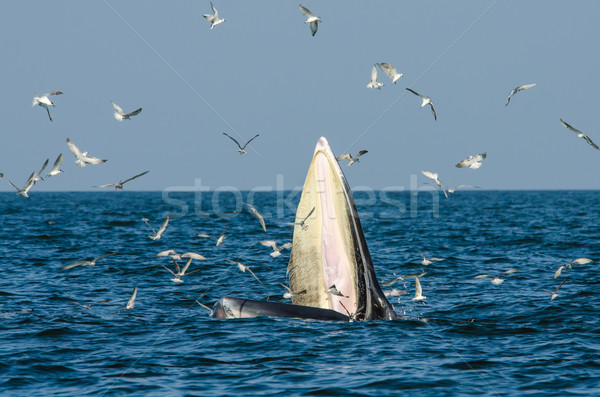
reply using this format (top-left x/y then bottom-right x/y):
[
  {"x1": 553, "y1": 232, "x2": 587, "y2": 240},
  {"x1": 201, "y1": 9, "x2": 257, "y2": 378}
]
[{"x1": 2, "y1": 1, "x2": 599, "y2": 192}]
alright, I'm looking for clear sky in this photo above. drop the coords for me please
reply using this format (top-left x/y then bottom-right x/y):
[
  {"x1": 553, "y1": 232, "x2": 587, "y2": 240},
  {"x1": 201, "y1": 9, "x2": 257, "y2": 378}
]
[{"x1": 2, "y1": 1, "x2": 599, "y2": 192}]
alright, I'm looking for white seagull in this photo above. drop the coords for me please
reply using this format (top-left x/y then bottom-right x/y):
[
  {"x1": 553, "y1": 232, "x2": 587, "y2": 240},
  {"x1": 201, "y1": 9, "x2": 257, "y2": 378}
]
[
  {"x1": 225, "y1": 259, "x2": 263, "y2": 285},
  {"x1": 203, "y1": 2, "x2": 225, "y2": 30},
  {"x1": 411, "y1": 277, "x2": 426, "y2": 301},
  {"x1": 456, "y1": 153, "x2": 487, "y2": 169},
  {"x1": 543, "y1": 279, "x2": 567, "y2": 301},
  {"x1": 196, "y1": 226, "x2": 227, "y2": 246},
  {"x1": 143, "y1": 216, "x2": 169, "y2": 241},
  {"x1": 559, "y1": 119, "x2": 600, "y2": 150},
  {"x1": 112, "y1": 102, "x2": 142, "y2": 122},
  {"x1": 447, "y1": 185, "x2": 478, "y2": 195},
  {"x1": 45, "y1": 154, "x2": 64, "y2": 178},
  {"x1": 66, "y1": 138, "x2": 107, "y2": 167},
  {"x1": 421, "y1": 170, "x2": 448, "y2": 198},
  {"x1": 32, "y1": 90, "x2": 63, "y2": 121},
  {"x1": 416, "y1": 249, "x2": 444, "y2": 266},
  {"x1": 242, "y1": 202, "x2": 266, "y2": 232},
  {"x1": 325, "y1": 285, "x2": 348, "y2": 298},
  {"x1": 61, "y1": 252, "x2": 118, "y2": 271},
  {"x1": 96, "y1": 170, "x2": 149, "y2": 190},
  {"x1": 366, "y1": 65, "x2": 383, "y2": 90},
  {"x1": 377, "y1": 62, "x2": 403, "y2": 85},
  {"x1": 222, "y1": 133, "x2": 259, "y2": 155},
  {"x1": 259, "y1": 240, "x2": 292, "y2": 258},
  {"x1": 32, "y1": 158, "x2": 49, "y2": 183},
  {"x1": 299, "y1": 5, "x2": 321, "y2": 36},
  {"x1": 406, "y1": 88, "x2": 436, "y2": 120},
  {"x1": 280, "y1": 283, "x2": 306, "y2": 299},
  {"x1": 474, "y1": 268, "x2": 518, "y2": 285},
  {"x1": 506, "y1": 83, "x2": 536, "y2": 106},
  {"x1": 126, "y1": 286, "x2": 138, "y2": 310},
  {"x1": 336, "y1": 150, "x2": 368, "y2": 166},
  {"x1": 160, "y1": 252, "x2": 205, "y2": 283},
  {"x1": 7, "y1": 171, "x2": 36, "y2": 198}
]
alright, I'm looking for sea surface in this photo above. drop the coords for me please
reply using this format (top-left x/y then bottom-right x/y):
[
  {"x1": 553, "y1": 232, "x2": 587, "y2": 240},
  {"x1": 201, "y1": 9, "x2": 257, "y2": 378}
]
[{"x1": 1, "y1": 190, "x2": 599, "y2": 396}]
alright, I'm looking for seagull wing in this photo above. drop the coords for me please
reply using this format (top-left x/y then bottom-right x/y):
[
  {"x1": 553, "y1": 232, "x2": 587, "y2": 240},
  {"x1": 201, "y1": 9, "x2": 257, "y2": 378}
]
[
  {"x1": 517, "y1": 83, "x2": 536, "y2": 91},
  {"x1": 583, "y1": 134, "x2": 600, "y2": 150},
  {"x1": 299, "y1": 5, "x2": 315, "y2": 18},
  {"x1": 243, "y1": 202, "x2": 266, "y2": 232},
  {"x1": 155, "y1": 216, "x2": 169, "y2": 238},
  {"x1": 302, "y1": 206, "x2": 316, "y2": 222},
  {"x1": 143, "y1": 217, "x2": 157, "y2": 235},
  {"x1": 125, "y1": 286, "x2": 137, "y2": 310},
  {"x1": 94, "y1": 252, "x2": 118, "y2": 262},
  {"x1": 96, "y1": 184, "x2": 116, "y2": 188},
  {"x1": 241, "y1": 134, "x2": 260, "y2": 150},
  {"x1": 61, "y1": 260, "x2": 88, "y2": 270},
  {"x1": 500, "y1": 268, "x2": 518, "y2": 276},
  {"x1": 37, "y1": 158, "x2": 49, "y2": 177},
  {"x1": 406, "y1": 88, "x2": 424, "y2": 99},
  {"x1": 210, "y1": 2, "x2": 218, "y2": 18},
  {"x1": 124, "y1": 108, "x2": 142, "y2": 118},
  {"x1": 222, "y1": 132, "x2": 242, "y2": 149},
  {"x1": 455, "y1": 158, "x2": 471, "y2": 168},
  {"x1": 196, "y1": 233, "x2": 216, "y2": 240},
  {"x1": 556, "y1": 278, "x2": 567, "y2": 292},
  {"x1": 310, "y1": 21, "x2": 318, "y2": 36},
  {"x1": 377, "y1": 62, "x2": 397, "y2": 80},
  {"x1": 414, "y1": 277, "x2": 423, "y2": 297},
  {"x1": 428, "y1": 103, "x2": 437, "y2": 120},
  {"x1": 82, "y1": 155, "x2": 107, "y2": 165},
  {"x1": 506, "y1": 89, "x2": 516, "y2": 106},
  {"x1": 560, "y1": 119, "x2": 583, "y2": 135},
  {"x1": 7, "y1": 179, "x2": 21, "y2": 192},
  {"x1": 44, "y1": 90, "x2": 63, "y2": 97},
  {"x1": 280, "y1": 242, "x2": 293, "y2": 250},
  {"x1": 161, "y1": 264, "x2": 177, "y2": 276},
  {"x1": 371, "y1": 65, "x2": 378, "y2": 83},
  {"x1": 553, "y1": 265, "x2": 566, "y2": 279},
  {"x1": 66, "y1": 138, "x2": 83, "y2": 159},
  {"x1": 336, "y1": 153, "x2": 352, "y2": 161},
  {"x1": 47, "y1": 154, "x2": 63, "y2": 176},
  {"x1": 421, "y1": 170, "x2": 438, "y2": 181},
  {"x1": 356, "y1": 150, "x2": 368, "y2": 158},
  {"x1": 474, "y1": 274, "x2": 494, "y2": 279},
  {"x1": 246, "y1": 267, "x2": 263, "y2": 285},
  {"x1": 259, "y1": 240, "x2": 278, "y2": 249},
  {"x1": 120, "y1": 170, "x2": 150, "y2": 185},
  {"x1": 112, "y1": 102, "x2": 125, "y2": 115}
]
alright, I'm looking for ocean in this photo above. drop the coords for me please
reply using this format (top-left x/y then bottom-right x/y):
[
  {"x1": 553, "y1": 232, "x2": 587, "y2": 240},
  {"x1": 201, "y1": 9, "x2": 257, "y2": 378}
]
[{"x1": 1, "y1": 190, "x2": 599, "y2": 396}]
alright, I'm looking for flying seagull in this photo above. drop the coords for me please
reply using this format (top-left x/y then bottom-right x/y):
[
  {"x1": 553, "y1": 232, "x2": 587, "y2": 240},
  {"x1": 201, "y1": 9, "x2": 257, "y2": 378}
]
[
  {"x1": 505, "y1": 83, "x2": 536, "y2": 106},
  {"x1": 31, "y1": 158, "x2": 49, "y2": 183},
  {"x1": 112, "y1": 101, "x2": 142, "y2": 122},
  {"x1": 222, "y1": 132, "x2": 259, "y2": 155},
  {"x1": 336, "y1": 150, "x2": 368, "y2": 166},
  {"x1": 416, "y1": 249, "x2": 444, "y2": 266},
  {"x1": 142, "y1": 216, "x2": 169, "y2": 241},
  {"x1": 299, "y1": 5, "x2": 321, "y2": 36},
  {"x1": 366, "y1": 65, "x2": 383, "y2": 90},
  {"x1": 377, "y1": 62, "x2": 403, "y2": 84},
  {"x1": 242, "y1": 202, "x2": 266, "y2": 232},
  {"x1": 325, "y1": 285, "x2": 348, "y2": 298},
  {"x1": 559, "y1": 119, "x2": 600, "y2": 150},
  {"x1": 474, "y1": 268, "x2": 518, "y2": 285},
  {"x1": 384, "y1": 288, "x2": 408, "y2": 297},
  {"x1": 61, "y1": 252, "x2": 118, "y2": 271},
  {"x1": 447, "y1": 185, "x2": 479, "y2": 195},
  {"x1": 160, "y1": 252, "x2": 205, "y2": 283},
  {"x1": 45, "y1": 154, "x2": 64, "y2": 178},
  {"x1": 7, "y1": 171, "x2": 36, "y2": 198},
  {"x1": 96, "y1": 170, "x2": 149, "y2": 190},
  {"x1": 32, "y1": 91, "x2": 63, "y2": 121},
  {"x1": 196, "y1": 226, "x2": 228, "y2": 246},
  {"x1": 259, "y1": 240, "x2": 292, "y2": 258},
  {"x1": 66, "y1": 138, "x2": 107, "y2": 167},
  {"x1": 456, "y1": 153, "x2": 487, "y2": 169},
  {"x1": 382, "y1": 269, "x2": 427, "y2": 288},
  {"x1": 406, "y1": 88, "x2": 436, "y2": 120},
  {"x1": 70, "y1": 299, "x2": 111, "y2": 311},
  {"x1": 203, "y1": 2, "x2": 225, "y2": 30},
  {"x1": 421, "y1": 170, "x2": 448, "y2": 198},
  {"x1": 543, "y1": 279, "x2": 567, "y2": 301},
  {"x1": 411, "y1": 276, "x2": 426, "y2": 301},
  {"x1": 280, "y1": 283, "x2": 306, "y2": 299},
  {"x1": 225, "y1": 259, "x2": 263, "y2": 285}
]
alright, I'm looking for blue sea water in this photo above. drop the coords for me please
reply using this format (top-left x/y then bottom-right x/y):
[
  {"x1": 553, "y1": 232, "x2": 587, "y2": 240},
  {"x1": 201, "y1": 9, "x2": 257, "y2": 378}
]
[{"x1": 1, "y1": 190, "x2": 599, "y2": 396}]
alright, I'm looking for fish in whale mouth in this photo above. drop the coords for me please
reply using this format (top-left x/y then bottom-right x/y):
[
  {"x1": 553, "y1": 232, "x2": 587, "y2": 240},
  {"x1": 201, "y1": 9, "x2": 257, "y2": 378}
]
[{"x1": 212, "y1": 137, "x2": 397, "y2": 321}]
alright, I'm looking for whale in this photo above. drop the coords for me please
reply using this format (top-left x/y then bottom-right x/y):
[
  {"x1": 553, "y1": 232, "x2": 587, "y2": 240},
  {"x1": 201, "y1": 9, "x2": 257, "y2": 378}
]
[{"x1": 211, "y1": 137, "x2": 397, "y2": 321}]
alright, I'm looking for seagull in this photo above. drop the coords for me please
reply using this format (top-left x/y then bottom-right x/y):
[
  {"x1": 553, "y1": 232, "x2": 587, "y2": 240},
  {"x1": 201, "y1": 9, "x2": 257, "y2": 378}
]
[
  {"x1": 96, "y1": 170, "x2": 149, "y2": 190},
  {"x1": 259, "y1": 240, "x2": 292, "y2": 258},
  {"x1": 559, "y1": 119, "x2": 600, "y2": 150},
  {"x1": 196, "y1": 226, "x2": 228, "y2": 246},
  {"x1": 566, "y1": 257, "x2": 593, "y2": 270},
  {"x1": 366, "y1": 65, "x2": 383, "y2": 90},
  {"x1": 281, "y1": 206, "x2": 315, "y2": 230},
  {"x1": 32, "y1": 158, "x2": 49, "y2": 183},
  {"x1": 112, "y1": 102, "x2": 142, "y2": 122},
  {"x1": 45, "y1": 154, "x2": 64, "y2": 178},
  {"x1": 336, "y1": 150, "x2": 368, "y2": 166},
  {"x1": 203, "y1": 2, "x2": 225, "y2": 30},
  {"x1": 299, "y1": 5, "x2": 321, "y2": 36},
  {"x1": 61, "y1": 252, "x2": 118, "y2": 270},
  {"x1": 411, "y1": 277, "x2": 426, "y2": 301},
  {"x1": 222, "y1": 133, "x2": 259, "y2": 155},
  {"x1": 242, "y1": 202, "x2": 266, "y2": 232},
  {"x1": 384, "y1": 288, "x2": 408, "y2": 297},
  {"x1": 7, "y1": 172, "x2": 36, "y2": 198},
  {"x1": 161, "y1": 252, "x2": 205, "y2": 283},
  {"x1": 456, "y1": 153, "x2": 487, "y2": 169},
  {"x1": 406, "y1": 88, "x2": 436, "y2": 120},
  {"x1": 325, "y1": 284, "x2": 348, "y2": 298},
  {"x1": 447, "y1": 185, "x2": 478, "y2": 195},
  {"x1": 280, "y1": 283, "x2": 306, "y2": 299},
  {"x1": 553, "y1": 265, "x2": 567, "y2": 280},
  {"x1": 421, "y1": 170, "x2": 448, "y2": 198},
  {"x1": 377, "y1": 62, "x2": 403, "y2": 84},
  {"x1": 156, "y1": 249, "x2": 183, "y2": 260},
  {"x1": 70, "y1": 299, "x2": 111, "y2": 311},
  {"x1": 32, "y1": 91, "x2": 63, "y2": 121},
  {"x1": 142, "y1": 216, "x2": 169, "y2": 240},
  {"x1": 225, "y1": 259, "x2": 263, "y2": 285},
  {"x1": 126, "y1": 287, "x2": 137, "y2": 310},
  {"x1": 66, "y1": 138, "x2": 107, "y2": 167},
  {"x1": 416, "y1": 249, "x2": 444, "y2": 266},
  {"x1": 543, "y1": 279, "x2": 567, "y2": 301},
  {"x1": 505, "y1": 83, "x2": 536, "y2": 106},
  {"x1": 474, "y1": 268, "x2": 518, "y2": 285}
]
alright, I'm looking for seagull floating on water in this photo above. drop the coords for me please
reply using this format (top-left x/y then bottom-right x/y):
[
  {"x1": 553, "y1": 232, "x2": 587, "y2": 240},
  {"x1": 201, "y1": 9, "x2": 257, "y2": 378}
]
[
  {"x1": 559, "y1": 119, "x2": 599, "y2": 151},
  {"x1": 112, "y1": 101, "x2": 142, "y2": 122},
  {"x1": 299, "y1": 5, "x2": 321, "y2": 36},
  {"x1": 474, "y1": 268, "x2": 518, "y2": 285},
  {"x1": 505, "y1": 83, "x2": 536, "y2": 106},
  {"x1": 96, "y1": 170, "x2": 149, "y2": 190},
  {"x1": 226, "y1": 259, "x2": 263, "y2": 285},
  {"x1": 242, "y1": 202, "x2": 266, "y2": 232},
  {"x1": 377, "y1": 62, "x2": 403, "y2": 84},
  {"x1": 203, "y1": 2, "x2": 225, "y2": 30},
  {"x1": 336, "y1": 150, "x2": 368, "y2": 166},
  {"x1": 421, "y1": 170, "x2": 448, "y2": 198},
  {"x1": 143, "y1": 216, "x2": 169, "y2": 241},
  {"x1": 32, "y1": 91, "x2": 62, "y2": 121},
  {"x1": 259, "y1": 240, "x2": 292, "y2": 258},
  {"x1": 543, "y1": 279, "x2": 567, "y2": 301},
  {"x1": 45, "y1": 154, "x2": 64, "y2": 178},
  {"x1": 61, "y1": 252, "x2": 118, "y2": 270},
  {"x1": 222, "y1": 132, "x2": 259, "y2": 155},
  {"x1": 66, "y1": 138, "x2": 107, "y2": 167},
  {"x1": 366, "y1": 65, "x2": 383, "y2": 90},
  {"x1": 456, "y1": 153, "x2": 487, "y2": 169},
  {"x1": 406, "y1": 88, "x2": 436, "y2": 120},
  {"x1": 411, "y1": 277, "x2": 426, "y2": 301}
]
